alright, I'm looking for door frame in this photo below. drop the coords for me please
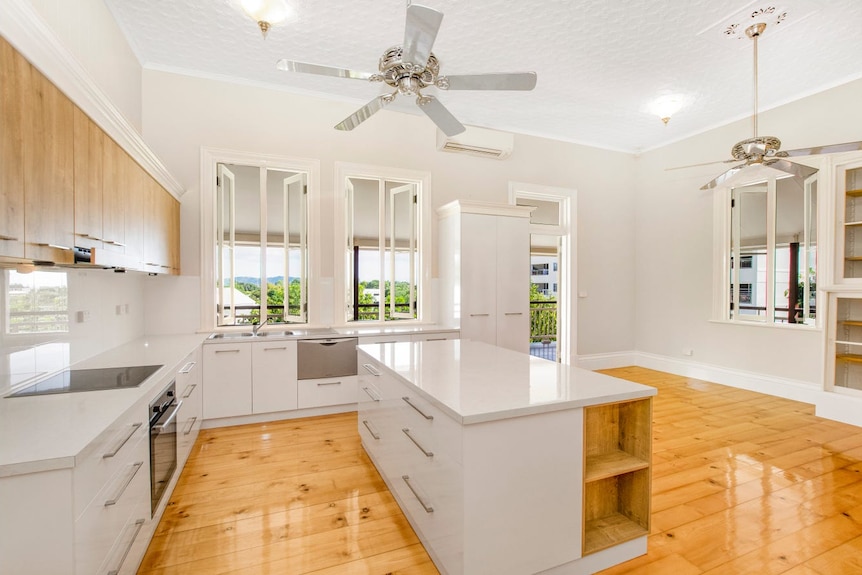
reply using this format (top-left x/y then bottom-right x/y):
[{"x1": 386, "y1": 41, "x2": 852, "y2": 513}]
[{"x1": 509, "y1": 182, "x2": 578, "y2": 365}]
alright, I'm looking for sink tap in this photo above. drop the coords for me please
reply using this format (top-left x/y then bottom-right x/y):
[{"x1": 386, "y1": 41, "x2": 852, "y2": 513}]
[{"x1": 253, "y1": 317, "x2": 268, "y2": 335}]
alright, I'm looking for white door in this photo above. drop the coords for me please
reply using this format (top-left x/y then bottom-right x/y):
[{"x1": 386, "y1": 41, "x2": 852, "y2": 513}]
[
  {"x1": 460, "y1": 213, "x2": 498, "y2": 346},
  {"x1": 496, "y1": 215, "x2": 530, "y2": 353}
]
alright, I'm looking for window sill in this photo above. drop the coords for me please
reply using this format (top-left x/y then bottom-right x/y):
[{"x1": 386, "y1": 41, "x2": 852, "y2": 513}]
[{"x1": 708, "y1": 318, "x2": 823, "y2": 333}]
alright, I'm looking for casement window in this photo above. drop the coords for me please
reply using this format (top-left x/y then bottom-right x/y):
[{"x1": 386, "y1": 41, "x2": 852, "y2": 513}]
[
  {"x1": 336, "y1": 164, "x2": 430, "y2": 324},
  {"x1": 210, "y1": 156, "x2": 313, "y2": 327},
  {"x1": 723, "y1": 171, "x2": 818, "y2": 326}
]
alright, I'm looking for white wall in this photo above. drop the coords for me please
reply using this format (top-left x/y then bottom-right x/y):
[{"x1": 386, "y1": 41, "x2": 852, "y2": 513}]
[
  {"x1": 634, "y1": 78, "x2": 862, "y2": 386},
  {"x1": 21, "y1": 0, "x2": 143, "y2": 129},
  {"x1": 141, "y1": 69, "x2": 638, "y2": 356}
]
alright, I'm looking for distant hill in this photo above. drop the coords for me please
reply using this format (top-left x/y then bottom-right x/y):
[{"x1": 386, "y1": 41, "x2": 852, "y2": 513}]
[{"x1": 234, "y1": 276, "x2": 298, "y2": 286}]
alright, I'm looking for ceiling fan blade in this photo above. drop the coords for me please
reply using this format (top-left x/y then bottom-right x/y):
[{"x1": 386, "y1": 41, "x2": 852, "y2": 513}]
[
  {"x1": 666, "y1": 158, "x2": 737, "y2": 171},
  {"x1": 764, "y1": 159, "x2": 818, "y2": 180},
  {"x1": 417, "y1": 96, "x2": 465, "y2": 137},
  {"x1": 781, "y1": 140, "x2": 862, "y2": 157},
  {"x1": 442, "y1": 72, "x2": 537, "y2": 91},
  {"x1": 276, "y1": 59, "x2": 375, "y2": 81},
  {"x1": 402, "y1": 3, "x2": 443, "y2": 69},
  {"x1": 700, "y1": 163, "x2": 748, "y2": 190},
  {"x1": 335, "y1": 96, "x2": 390, "y2": 131}
]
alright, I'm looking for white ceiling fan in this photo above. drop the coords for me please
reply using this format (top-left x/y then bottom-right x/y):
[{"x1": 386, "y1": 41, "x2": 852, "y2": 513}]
[
  {"x1": 275, "y1": 2, "x2": 537, "y2": 137},
  {"x1": 675, "y1": 22, "x2": 862, "y2": 190}
]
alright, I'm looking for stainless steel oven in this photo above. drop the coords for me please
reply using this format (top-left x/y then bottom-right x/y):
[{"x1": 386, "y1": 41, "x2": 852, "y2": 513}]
[{"x1": 149, "y1": 381, "x2": 181, "y2": 515}]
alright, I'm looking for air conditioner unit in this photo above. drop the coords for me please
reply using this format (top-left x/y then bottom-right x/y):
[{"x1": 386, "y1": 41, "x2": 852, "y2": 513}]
[{"x1": 436, "y1": 126, "x2": 514, "y2": 160}]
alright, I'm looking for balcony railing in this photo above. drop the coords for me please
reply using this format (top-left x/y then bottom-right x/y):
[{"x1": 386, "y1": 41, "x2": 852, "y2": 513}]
[{"x1": 530, "y1": 300, "x2": 557, "y2": 342}]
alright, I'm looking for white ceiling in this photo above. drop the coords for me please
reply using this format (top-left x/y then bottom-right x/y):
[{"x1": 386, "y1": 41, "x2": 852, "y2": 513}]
[{"x1": 104, "y1": 0, "x2": 862, "y2": 153}]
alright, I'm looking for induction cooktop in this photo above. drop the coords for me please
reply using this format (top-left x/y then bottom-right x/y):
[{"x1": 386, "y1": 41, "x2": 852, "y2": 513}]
[{"x1": 9, "y1": 365, "x2": 163, "y2": 397}]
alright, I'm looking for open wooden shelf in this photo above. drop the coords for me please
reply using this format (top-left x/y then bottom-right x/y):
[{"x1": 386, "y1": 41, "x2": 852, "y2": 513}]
[
  {"x1": 585, "y1": 450, "x2": 649, "y2": 483},
  {"x1": 846, "y1": 189, "x2": 862, "y2": 197},
  {"x1": 839, "y1": 320, "x2": 862, "y2": 327},
  {"x1": 584, "y1": 512, "x2": 649, "y2": 556},
  {"x1": 846, "y1": 221, "x2": 862, "y2": 227},
  {"x1": 846, "y1": 257, "x2": 862, "y2": 262},
  {"x1": 837, "y1": 353, "x2": 862, "y2": 364}
]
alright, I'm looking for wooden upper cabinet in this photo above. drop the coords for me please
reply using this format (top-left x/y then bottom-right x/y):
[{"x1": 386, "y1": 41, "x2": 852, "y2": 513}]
[
  {"x1": 23, "y1": 62, "x2": 75, "y2": 263},
  {"x1": 0, "y1": 37, "x2": 26, "y2": 258},
  {"x1": 144, "y1": 175, "x2": 181, "y2": 274},
  {"x1": 123, "y1": 151, "x2": 145, "y2": 266},
  {"x1": 73, "y1": 106, "x2": 104, "y2": 249},
  {"x1": 101, "y1": 136, "x2": 125, "y2": 252}
]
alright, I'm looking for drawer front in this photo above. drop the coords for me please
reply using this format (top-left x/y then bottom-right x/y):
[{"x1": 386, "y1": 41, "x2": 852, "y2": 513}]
[
  {"x1": 391, "y1": 454, "x2": 462, "y2": 545},
  {"x1": 411, "y1": 331, "x2": 458, "y2": 342},
  {"x1": 75, "y1": 436, "x2": 149, "y2": 575},
  {"x1": 74, "y1": 409, "x2": 148, "y2": 518},
  {"x1": 297, "y1": 376, "x2": 358, "y2": 408},
  {"x1": 96, "y1": 501, "x2": 150, "y2": 575},
  {"x1": 398, "y1": 395, "x2": 463, "y2": 465},
  {"x1": 177, "y1": 354, "x2": 203, "y2": 468}
]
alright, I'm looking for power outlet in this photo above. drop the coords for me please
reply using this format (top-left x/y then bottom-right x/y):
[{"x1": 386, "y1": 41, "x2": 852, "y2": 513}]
[
  {"x1": 115, "y1": 305, "x2": 123, "y2": 316},
  {"x1": 76, "y1": 310, "x2": 91, "y2": 323}
]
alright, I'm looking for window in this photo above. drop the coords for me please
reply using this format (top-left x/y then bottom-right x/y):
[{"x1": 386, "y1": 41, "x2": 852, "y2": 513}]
[
  {"x1": 5, "y1": 270, "x2": 69, "y2": 334},
  {"x1": 724, "y1": 170, "x2": 818, "y2": 326},
  {"x1": 337, "y1": 164, "x2": 430, "y2": 324},
  {"x1": 214, "y1": 161, "x2": 309, "y2": 327},
  {"x1": 531, "y1": 263, "x2": 549, "y2": 276}
]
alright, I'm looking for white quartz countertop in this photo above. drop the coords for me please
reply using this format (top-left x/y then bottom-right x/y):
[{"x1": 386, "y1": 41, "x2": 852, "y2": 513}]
[
  {"x1": 0, "y1": 334, "x2": 206, "y2": 477},
  {"x1": 358, "y1": 340, "x2": 656, "y2": 424},
  {"x1": 202, "y1": 324, "x2": 457, "y2": 344}
]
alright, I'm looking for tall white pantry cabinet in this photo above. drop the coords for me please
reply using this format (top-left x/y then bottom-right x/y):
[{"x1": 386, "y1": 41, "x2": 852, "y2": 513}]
[{"x1": 437, "y1": 200, "x2": 533, "y2": 354}]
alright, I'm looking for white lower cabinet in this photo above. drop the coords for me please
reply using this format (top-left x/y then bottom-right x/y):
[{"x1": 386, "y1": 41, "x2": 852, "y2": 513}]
[
  {"x1": 252, "y1": 340, "x2": 298, "y2": 414},
  {"x1": 297, "y1": 375, "x2": 358, "y2": 409},
  {"x1": 176, "y1": 349, "x2": 203, "y2": 467},
  {"x1": 203, "y1": 342, "x2": 252, "y2": 419}
]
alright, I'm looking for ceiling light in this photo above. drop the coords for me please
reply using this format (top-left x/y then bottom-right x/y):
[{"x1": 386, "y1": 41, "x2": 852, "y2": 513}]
[
  {"x1": 239, "y1": 0, "x2": 292, "y2": 38},
  {"x1": 650, "y1": 95, "x2": 685, "y2": 126}
]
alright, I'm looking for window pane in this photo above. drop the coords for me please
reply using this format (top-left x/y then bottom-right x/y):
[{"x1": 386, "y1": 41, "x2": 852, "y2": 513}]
[
  {"x1": 350, "y1": 178, "x2": 381, "y2": 321},
  {"x1": 731, "y1": 183, "x2": 767, "y2": 320},
  {"x1": 266, "y1": 169, "x2": 307, "y2": 323},
  {"x1": 6, "y1": 270, "x2": 69, "y2": 334},
  {"x1": 516, "y1": 198, "x2": 560, "y2": 226},
  {"x1": 389, "y1": 183, "x2": 417, "y2": 320}
]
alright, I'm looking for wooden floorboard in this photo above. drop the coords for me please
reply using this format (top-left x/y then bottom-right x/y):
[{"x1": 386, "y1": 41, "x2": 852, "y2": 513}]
[{"x1": 137, "y1": 368, "x2": 862, "y2": 574}]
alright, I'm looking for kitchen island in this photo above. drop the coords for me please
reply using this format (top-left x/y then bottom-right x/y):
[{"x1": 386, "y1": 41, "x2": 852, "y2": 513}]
[{"x1": 357, "y1": 339, "x2": 656, "y2": 575}]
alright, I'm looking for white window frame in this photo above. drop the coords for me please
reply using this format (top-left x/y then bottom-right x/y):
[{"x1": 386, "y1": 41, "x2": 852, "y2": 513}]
[
  {"x1": 200, "y1": 148, "x2": 320, "y2": 331},
  {"x1": 712, "y1": 170, "x2": 820, "y2": 328},
  {"x1": 333, "y1": 162, "x2": 431, "y2": 325}
]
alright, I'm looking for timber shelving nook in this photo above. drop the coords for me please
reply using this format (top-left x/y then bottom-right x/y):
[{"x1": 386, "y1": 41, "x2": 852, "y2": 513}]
[{"x1": 357, "y1": 339, "x2": 656, "y2": 575}]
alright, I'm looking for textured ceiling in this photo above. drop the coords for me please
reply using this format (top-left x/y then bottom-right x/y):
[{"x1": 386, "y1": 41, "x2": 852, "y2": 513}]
[{"x1": 103, "y1": 0, "x2": 862, "y2": 153}]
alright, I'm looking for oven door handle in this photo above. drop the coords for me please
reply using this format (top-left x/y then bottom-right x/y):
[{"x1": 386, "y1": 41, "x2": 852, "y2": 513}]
[{"x1": 153, "y1": 400, "x2": 183, "y2": 432}]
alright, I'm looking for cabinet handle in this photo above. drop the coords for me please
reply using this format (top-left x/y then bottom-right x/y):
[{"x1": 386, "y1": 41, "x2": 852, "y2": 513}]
[
  {"x1": 424, "y1": 338, "x2": 447, "y2": 341},
  {"x1": 362, "y1": 363, "x2": 381, "y2": 376},
  {"x1": 37, "y1": 243, "x2": 71, "y2": 250},
  {"x1": 402, "y1": 396, "x2": 434, "y2": 420},
  {"x1": 402, "y1": 475, "x2": 434, "y2": 513},
  {"x1": 362, "y1": 386, "x2": 380, "y2": 402},
  {"x1": 214, "y1": 349, "x2": 241, "y2": 354},
  {"x1": 106, "y1": 518, "x2": 145, "y2": 575},
  {"x1": 469, "y1": 313, "x2": 490, "y2": 317},
  {"x1": 504, "y1": 312, "x2": 524, "y2": 316},
  {"x1": 104, "y1": 461, "x2": 143, "y2": 506},
  {"x1": 362, "y1": 419, "x2": 380, "y2": 440},
  {"x1": 178, "y1": 361, "x2": 196, "y2": 374},
  {"x1": 402, "y1": 428, "x2": 433, "y2": 458},
  {"x1": 0, "y1": 234, "x2": 20, "y2": 241},
  {"x1": 181, "y1": 383, "x2": 197, "y2": 399},
  {"x1": 145, "y1": 261, "x2": 159, "y2": 266},
  {"x1": 183, "y1": 416, "x2": 198, "y2": 436},
  {"x1": 106, "y1": 240, "x2": 127, "y2": 247},
  {"x1": 264, "y1": 346, "x2": 287, "y2": 351},
  {"x1": 102, "y1": 422, "x2": 142, "y2": 458},
  {"x1": 317, "y1": 381, "x2": 342, "y2": 386}
]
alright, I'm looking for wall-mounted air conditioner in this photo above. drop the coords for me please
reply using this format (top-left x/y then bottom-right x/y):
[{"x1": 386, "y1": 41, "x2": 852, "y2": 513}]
[{"x1": 436, "y1": 126, "x2": 514, "y2": 160}]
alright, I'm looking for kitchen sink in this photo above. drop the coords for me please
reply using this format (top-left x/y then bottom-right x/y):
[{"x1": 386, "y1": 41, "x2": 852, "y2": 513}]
[
  {"x1": 207, "y1": 332, "x2": 254, "y2": 340},
  {"x1": 257, "y1": 331, "x2": 295, "y2": 337}
]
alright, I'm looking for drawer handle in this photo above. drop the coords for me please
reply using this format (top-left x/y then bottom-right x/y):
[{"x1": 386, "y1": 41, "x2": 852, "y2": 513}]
[
  {"x1": 425, "y1": 338, "x2": 447, "y2": 341},
  {"x1": 402, "y1": 396, "x2": 434, "y2": 420},
  {"x1": 178, "y1": 361, "x2": 197, "y2": 374},
  {"x1": 104, "y1": 461, "x2": 143, "y2": 506},
  {"x1": 183, "y1": 416, "x2": 198, "y2": 436},
  {"x1": 362, "y1": 363, "x2": 381, "y2": 376},
  {"x1": 37, "y1": 243, "x2": 71, "y2": 250},
  {"x1": 402, "y1": 475, "x2": 434, "y2": 513},
  {"x1": 103, "y1": 422, "x2": 142, "y2": 458},
  {"x1": 214, "y1": 349, "x2": 241, "y2": 354},
  {"x1": 362, "y1": 386, "x2": 380, "y2": 402},
  {"x1": 181, "y1": 383, "x2": 197, "y2": 399},
  {"x1": 106, "y1": 518, "x2": 145, "y2": 575},
  {"x1": 469, "y1": 313, "x2": 489, "y2": 317},
  {"x1": 362, "y1": 419, "x2": 380, "y2": 440},
  {"x1": 317, "y1": 381, "x2": 342, "y2": 386},
  {"x1": 0, "y1": 234, "x2": 20, "y2": 241},
  {"x1": 264, "y1": 346, "x2": 287, "y2": 351},
  {"x1": 402, "y1": 428, "x2": 433, "y2": 458},
  {"x1": 504, "y1": 312, "x2": 523, "y2": 316}
]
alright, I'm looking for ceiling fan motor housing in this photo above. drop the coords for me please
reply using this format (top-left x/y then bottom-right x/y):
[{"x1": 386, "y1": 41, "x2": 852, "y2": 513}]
[
  {"x1": 732, "y1": 135, "x2": 783, "y2": 161},
  {"x1": 379, "y1": 45, "x2": 439, "y2": 94}
]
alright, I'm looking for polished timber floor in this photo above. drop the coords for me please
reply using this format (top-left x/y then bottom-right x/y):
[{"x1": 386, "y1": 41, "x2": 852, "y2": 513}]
[{"x1": 137, "y1": 367, "x2": 862, "y2": 574}]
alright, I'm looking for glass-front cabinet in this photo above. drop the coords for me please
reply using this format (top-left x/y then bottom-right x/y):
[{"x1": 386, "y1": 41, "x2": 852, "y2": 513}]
[
  {"x1": 836, "y1": 159, "x2": 862, "y2": 282},
  {"x1": 827, "y1": 293, "x2": 862, "y2": 394}
]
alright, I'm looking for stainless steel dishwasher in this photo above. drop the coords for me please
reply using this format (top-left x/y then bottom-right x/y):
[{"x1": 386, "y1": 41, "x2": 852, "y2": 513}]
[{"x1": 297, "y1": 337, "x2": 358, "y2": 379}]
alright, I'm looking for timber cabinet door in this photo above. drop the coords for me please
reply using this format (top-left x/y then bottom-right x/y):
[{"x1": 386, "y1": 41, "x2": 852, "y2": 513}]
[{"x1": 0, "y1": 37, "x2": 26, "y2": 259}]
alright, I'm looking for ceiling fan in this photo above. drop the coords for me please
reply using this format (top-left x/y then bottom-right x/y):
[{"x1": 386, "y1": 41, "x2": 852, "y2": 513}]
[
  {"x1": 275, "y1": 2, "x2": 537, "y2": 137},
  {"x1": 676, "y1": 22, "x2": 862, "y2": 190}
]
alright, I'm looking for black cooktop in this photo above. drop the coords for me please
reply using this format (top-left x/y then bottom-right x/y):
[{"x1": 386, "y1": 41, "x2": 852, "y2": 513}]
[{"x1": 9, "y1": 365, "x2": 163, "y2": 397}]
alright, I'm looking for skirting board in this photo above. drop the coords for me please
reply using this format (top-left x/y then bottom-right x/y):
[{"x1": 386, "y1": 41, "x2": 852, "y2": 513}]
[{"x1": 577, "y1": 350, "x2": 862, "y2": 427}]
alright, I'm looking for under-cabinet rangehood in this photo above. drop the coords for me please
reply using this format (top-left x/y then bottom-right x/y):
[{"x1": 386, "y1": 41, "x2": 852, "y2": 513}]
[{"x1": 436, "y1": 126, "x2": 514, "y2": 159}]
